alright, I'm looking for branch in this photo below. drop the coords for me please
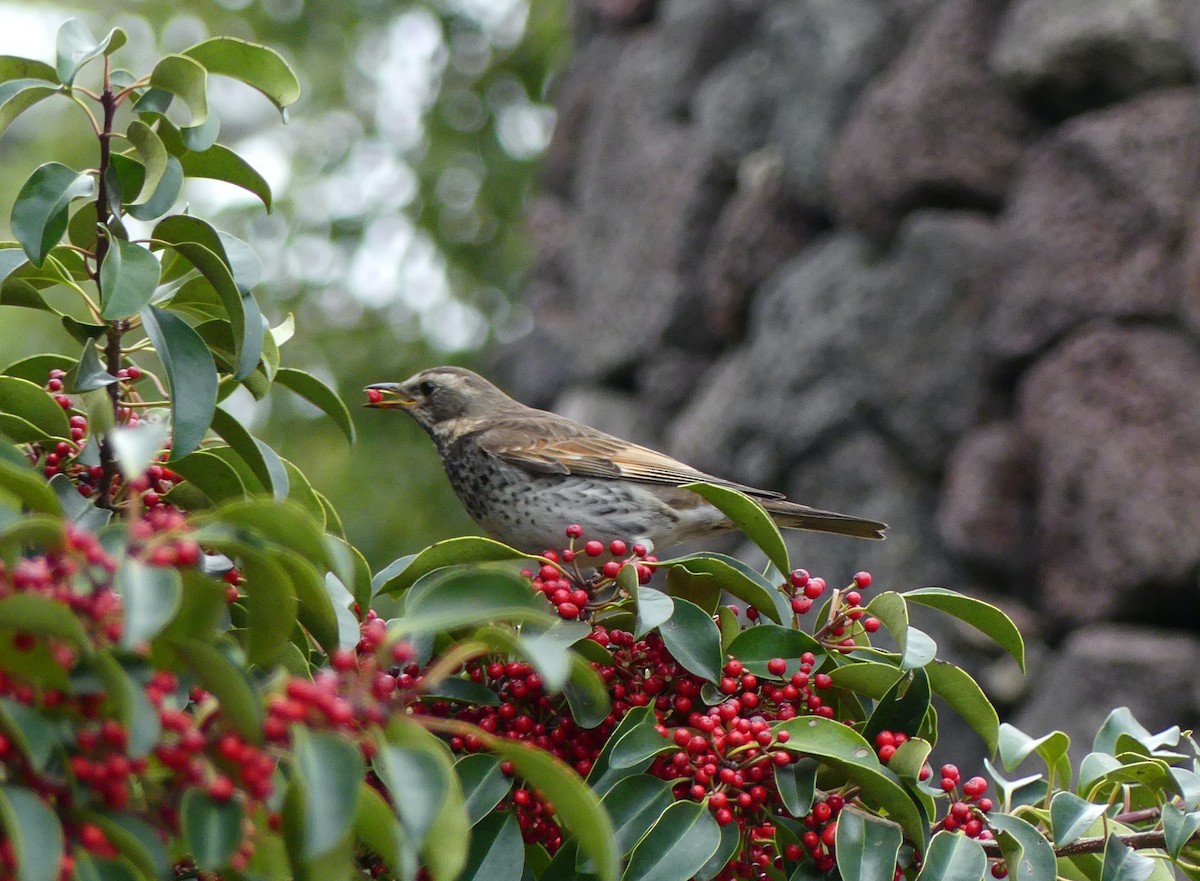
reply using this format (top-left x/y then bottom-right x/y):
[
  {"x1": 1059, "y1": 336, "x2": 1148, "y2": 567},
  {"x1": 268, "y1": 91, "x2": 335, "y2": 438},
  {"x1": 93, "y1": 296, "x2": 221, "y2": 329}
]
[{"x1": 979, "y1": 828, "x2": 1190, "y2": 860}]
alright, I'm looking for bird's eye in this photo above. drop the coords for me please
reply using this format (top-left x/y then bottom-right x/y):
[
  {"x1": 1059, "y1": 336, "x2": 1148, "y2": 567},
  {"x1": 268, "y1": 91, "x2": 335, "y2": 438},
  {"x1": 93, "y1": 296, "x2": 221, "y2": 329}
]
[{"x1": 419, "y1": 380, "x2": 436, "y2": 397}]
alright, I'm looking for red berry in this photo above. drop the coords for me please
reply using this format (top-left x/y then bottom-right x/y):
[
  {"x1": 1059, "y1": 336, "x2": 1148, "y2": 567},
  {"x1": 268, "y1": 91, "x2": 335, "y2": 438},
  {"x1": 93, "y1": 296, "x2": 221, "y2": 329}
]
[
  {"x1": 863, "y1": 617, "x2": 880, "y2": 633},
  {"x1": 789, "y1": 569, "x2": 810, "y2": 588},
  {"x1": 366, "y1": 389, "x2": 384, "y2": 404},
  {"x1": 565, "y1": 524, "x2": 583, "y2": 538},
  {"x1": 767, "y1": 658, "x2": 787, "y2": 676},
  {"x1": 609, "y1": 540, "x2": 627, "y2": 556},
  {"x1": 584, "y1": 540, "x2": 604, "y2": 557},
  {"x1": 854, "y1": 571, "x2": 872, "y2": 588},
  {"x1": 804, "y1": 578, "x2": 826, "y2": 599},
  {"x1": 557, "y1": 602, "x2": 580, "y2": 619},
  {"x1": 207, "y1": 775, "x2": 235, "y2": 801}
]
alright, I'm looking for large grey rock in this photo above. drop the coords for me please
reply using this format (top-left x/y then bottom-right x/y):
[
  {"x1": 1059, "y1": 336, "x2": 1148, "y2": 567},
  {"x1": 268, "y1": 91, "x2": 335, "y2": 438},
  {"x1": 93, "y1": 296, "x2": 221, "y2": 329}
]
[
  {"x1": 938, "y1": 423, "x2": 1036, "y2": 577},
  {"x1": 829, "y1": 0, "x2": 1030, "y2": 238},
  {"x1": 1017, "y1": 324, "x2": 1200, "y2": 623},
  {"x1": 654, "y1": 0, "x2": 763, "y2": 117},
  {"x1": 991, "y1": 0, "x2": 1193, "y2": 115},
  {"x1": 984, "y1": 89, "x2": 1200, "y2": 360},
  {"x1": 764, "y1": 0, "x2": 900, "y2": 207},
  {"x1": 1014, "y1": 624, "x2": 1200, "y2": 770},
  {"x1": 693, "y1": 48, "x2": 778, "y2": 169}
]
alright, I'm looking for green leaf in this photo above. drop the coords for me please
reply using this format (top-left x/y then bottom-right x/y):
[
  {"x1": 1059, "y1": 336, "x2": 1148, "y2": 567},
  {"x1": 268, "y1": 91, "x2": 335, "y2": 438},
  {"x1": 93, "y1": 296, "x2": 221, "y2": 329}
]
[
  {"x1": 483, "y1": 735, "x2": 619, "y2": 881},
  {"x1": 1093, "y1": 708, "x2": 1178, "y2": 756},
  {"x1": 634, "y1": 587, "x2": 674, "y2": 639},
  {"x1": 0, "y1": 593, "x2": 89, "y2": 649},
  {"x1": 165, "y1": 638, "x2": 262, "y2": 742},
  {"x1": 116, "y1": 557, "x2": 181, "y2": 648},
  {"x1": 239, "y1": 549, "x2": 299, "y2": 665},
  {"x1": 55, "y1": 20, "x2": 125, "y2": 84},
  {"x1": 0, "y1": 700, "x2": 56, "y2": 771},
  {"x1": 609, "y1": 711, "x2": 673, "y2": 771},
  {"x1": 125, "y1": 120, "x2": 168, "y2": 207},
  {"x1": 456, "y1": 755, "x2": 513, "y2": 825},
  {"x1": 622, "y1": 800, "x2": 722, "y2": 881},
  {"x1": 1, "y1": 353, "x2": 75, "y2": 385},
  {"x1": 588, "y1": 706, "x2": 663, "y2": 796},
  {"x1": 863, "y1": 668, "x2": 931, "y2": 745},
  {"x1": 200, "y1": 498, "x2": 331, "y2": 568},
  {"x1": 11, "y1": 163, "x2": 93, "y2": 267},
  {"x1": 149, "y1": 55, "x2": 207, "y2": 126},
  {"x1": 0, "y1": 375, "x2": 70, "y2": 442},
  {"x1": 889, "y1": 736, "x2": 933, "y2": 783},
  {"x1": 375, "y1": 738, "x2": 450, "y2": 847},
  {"x1": 179, "y1": 143, "x2": 272, "y2": 210},
  {"x1": 773, "y1": 715, "x2": 926, "y2": 846},
  {"x1": 139, "y1": 305, "x2": 217, "y2": 458},
  {"x1": 180, "y1": 787, "x2": 243, "y2": 871},
  {"x1": 279, "y1": 551, "x2": 339, "y2": 654},
  {"x1": 926, "y1": 661, "x2": 1000, "y2": 755},
  {"x1": 0, "y1": 456, "x2": 61, "y2": 514},
  {"x1": 597, "y1": 776, "x2": 674, "y2": 860},
  {"x1": 125, "y1": 155, "x2": 183, "y2": 221},
  {"x1": 0, "y1": 79, "x2": 59, "y2": 140},
  {"x1": 695, "y1": 821, "x2": 739, "y2": 881},
  {"x1": 867, "y1": 592, "x2": 909, "y2": 656},
  {"x1": 67, "y1": 338, "x2": 119, "y2": 393},
  {"x1": 100, "y1": 238, "x2": 160, "y2": 320},
  {"x1": 564, "y1": 653, "x2": 612, "y2": 729},
  {"x1": 997, "y1": 724, "x2": 1071, "y2": 783},
  {"x1": 375, "y1": 536, "x2": 532, "y2": 596},
  {"x1": 988, "y1": 813, "x2": 1056, "y2": 881},
  {"x1": 658, "y1": 598, "x2": 723, "y2": 682},
  {"x1": 726, "y1": 624, "x2": 823, "y2": 680},
  {"x1": 461, "y1": 810, "x2": 524, "y2": 881},
  {"x1": 902, "y1": 626, "x2": 938, "y2": 670},
  {"x1": 274, "y1": 368, "x2": 356, "y2": 444},
  {"x1": 294, "y1": 727, "x2": 363, "y2": 859},
  {"x1": 0, "y1": 56, "x2": 56, "y2": 85},
  {"x1": 396, "y1": 569, "x2": 552, "y2": 635},
  {"x1": 915, "y1": 831, "x2": 987, "y2": 881},
  {"x1": 681, "y1": 482, "x2": 789, "y2": 575},
  {"x1": 0, "y1": 784, "x2": 64, "y2": 881},
  {"x1": 903, "y1": 588, "x2": 1025, "y2": 672},
  {"x1": 353, "y1": 784, "x2": 411, "y2": 880},
  {"x1": 182, "y1": 37, "x2": 300, "y2": 113},
  {"x1": 87, "y1": 653, "x2": 161, "y2": 760},
  {"x1": 1050, "y1": 792, "x2": 1108, "y2": 848},
  {"x1": 1100, "y1": 834, "x2": 1155, "y2": 881},
  {"x1": 168, "y1": 449, "x2": 247, "y2": 504},
  {"x1": 835, "y1": 808, "x2": 903, "y2": 881},
  {"x1": 207, "y1": 410, "x2": 275, "y2": 496},
  {"x1": 657, "y1": 553, "x2": 784, "y2": 623},
  {"x1": 1162, "y1": 804, "x2": 1200, "y2": 859},
  {"x1": 775, "y1": 757, "x2": 818, "y2": 817}
]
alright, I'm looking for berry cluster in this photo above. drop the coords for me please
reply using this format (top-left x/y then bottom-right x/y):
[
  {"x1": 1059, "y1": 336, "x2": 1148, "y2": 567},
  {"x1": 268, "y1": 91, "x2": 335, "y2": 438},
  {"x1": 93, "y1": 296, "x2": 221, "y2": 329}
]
[{"x1": 525, "y1": 524, "x2": 658, "y2": 620}]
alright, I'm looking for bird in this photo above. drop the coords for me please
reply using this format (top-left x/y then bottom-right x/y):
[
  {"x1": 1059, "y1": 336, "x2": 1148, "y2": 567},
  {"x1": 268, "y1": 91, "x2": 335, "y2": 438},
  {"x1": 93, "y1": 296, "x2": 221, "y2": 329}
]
[{"x1": 364, "y1": 366, "x2": 886, "y2": 556}]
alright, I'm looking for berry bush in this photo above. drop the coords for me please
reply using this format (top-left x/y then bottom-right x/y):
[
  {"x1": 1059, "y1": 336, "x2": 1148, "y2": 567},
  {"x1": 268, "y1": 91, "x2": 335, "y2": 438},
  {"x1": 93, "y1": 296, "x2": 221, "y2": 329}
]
[{"x1": 1, "y1": 19, "x2": 1200, "y2": 881}]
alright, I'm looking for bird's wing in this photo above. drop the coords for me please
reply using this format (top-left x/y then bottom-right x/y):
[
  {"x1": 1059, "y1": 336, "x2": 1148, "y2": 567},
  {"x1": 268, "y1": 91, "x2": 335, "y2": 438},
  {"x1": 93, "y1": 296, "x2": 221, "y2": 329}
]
[{"x1": 477, "y1": 417, "x2": 785, "y2": 500}]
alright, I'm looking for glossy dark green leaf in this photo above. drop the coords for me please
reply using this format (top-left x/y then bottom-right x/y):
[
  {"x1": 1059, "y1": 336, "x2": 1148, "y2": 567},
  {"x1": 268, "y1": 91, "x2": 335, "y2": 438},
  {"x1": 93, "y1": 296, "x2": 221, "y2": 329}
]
[
  {"x1": 0, "y1": 784, "x2": 63, "y2": 881},
  {"x1": 165, "y1": 638, "x2": 262, "y2": 742},
  {"x1": 1163, "y1": 804, "x2": 1200, "y2": 859},
  {"x1": 904, "y1": 588, "x2": 1024, "y2": 672},
  {"x1": 997, "y1": 724, "x2": 1071, "y2": 783},
  {"x1": 456, "y1": 754, "x2": 512, "y2": 825},
  {"x1": 66, "y1": 338, "x2": 119, "y2": 393},
  {"x1": 926, "y1": 661, "x2": 1000, "y2": 755},
  {"x1": 623, "y1": 799, "x2": 722, "y2": 881},
  {"x1": 274, "y1": 368, "x2": 356, "y2": 444},
  {"x1": 168, "y1": 449, "x2": 247, "y2": 504},
  {"x1": 472, "y1": 624, "x2": 571, "y2": 693},
  {"x1": 239, "y1": 549, "x2": 298, "y2": 666},
  {"x1": 0, "y1": 79, "x2": 58, "y2": 140},
  {"x1": 863, "y1": 668, "x2": 931, "y2": 744},
  {"x1": 115, "y1": 557, "x2": 181, "y2": 648},
  {"x1": 0, "y1": 354, "x2": 74, "y2": 385},
  {"x1": 989, "y1": 813, "x2": 1056, "y2": 881},
  {"x1": 139, "y1": 305, "x2": 216, "y2": 458},
  {"x1": 695, "y1": 820, "x2": 739, "y2": 881},
  {"x1": 125, "y1": 154, "x2": 183, "y2": 222},
  {"x1": 0, "y1": 455, "x2": 61, "y2": 514},
  {"x1": 835, "y1": 808, "x2": 903, "y2": 881},
  {"x1": 55, "y1": 20, "x2": 125, "y2": 84},
  {"x1": 125, "y1": 120, "x2": 168, "y2": 206},
  {"x1": 682, "y1": 482, "x2": 789, "y2": 575},
  {"x1": 200, "y1": 498, "x2": 331, "y2": 567},
  {"x1": 354, "y1": 783, "x2": 411, "y2": 880},
  {"x1": 915, "y1": 831, "x2": 987, "y2": 881},
  {"x1": 460, "y1": 810, "x2": 524, "y2": 881},
  {"x1": 773, "y1": 716, "x2": 925, "y2": 846},
  {"x1": 901, "y1": 626, "x2": 938, "y2": 669},
  {"x1": 11, "y1": 163, "x2": 92, "y2": 266},
  {"x1": 0, "y1": 699, "x2": 56, "y2": 770},
  {"x1": 774, "y1": 757, "x2": 818, "y2": 817},
  {"x1": 634, "y1": 586, "x2": 673, "y2": 639},
  {"x1": 658, "y1": 553, "x2": 784, "y2": 623},
  {"x1": 866, "y1": 592, "x2": 909, "y2": 655},
  {"x1": 1050, "y1": 792, "x2": 1108, "y2": 848},
  {"x1": 0, "y1": 375, "x2": 70, "y2": 441},
  {"x1": 148, "y1": 54, "x2": 207, "y2": 126},
  {"x1": 278, "y1": 549, "x2": 339, "y2": 654},
  {"x1": 179, "y1": 143, "x2": 272, "y2": 210},
  {"x1": 658, "y1": 597, "x2": 722, "y2": 682},
  {"x1": 1100, "y1": 834, "x2": 1155, "y2": 881},
  {"x1": 564, "y1": 654, "x2": 613, "y2": 729},
  {"x1": 587, "y1": 706, "x2": 661, "y2": 796},
  {"x1": 598, "y1": 775, "x2": 674, "y2": 859},
  {"x1": 726, "y1": 624, "x2": 823, "y2": 680},
  {"x1": 483, "y1": 735, "x2": 619, "y2": 881},
  {"x1": 1093, "y1": 708, "x2": 1179, "y2": 755},
  {"x1": 294, "y1": 727, "x2": 363, "y2": 859},
  {"x1": 99, "y1": 238, "x2": 160, "y2": 320},
  {"x1": 608, "y1": 711, "x2": 673, "y2": 771},
  {"x1": 397, "y1": 569, "x2": 552, "y2": 635},
  {"x1": 376, "y1": 536, "x2": 532, "y2": 596},
  {"x1": 182, "y1": 37, "x2": 300, "y2": 114},
  {"x1": 180, "y1": 787, "x2": 243, "y2": 871}
]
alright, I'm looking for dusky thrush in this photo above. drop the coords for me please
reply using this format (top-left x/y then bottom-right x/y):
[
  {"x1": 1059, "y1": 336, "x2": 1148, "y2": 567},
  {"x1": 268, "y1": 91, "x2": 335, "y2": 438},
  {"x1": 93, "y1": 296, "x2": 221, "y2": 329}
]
[{"x1": 364, "y1": 366, "x2": 886, "y2": 555}]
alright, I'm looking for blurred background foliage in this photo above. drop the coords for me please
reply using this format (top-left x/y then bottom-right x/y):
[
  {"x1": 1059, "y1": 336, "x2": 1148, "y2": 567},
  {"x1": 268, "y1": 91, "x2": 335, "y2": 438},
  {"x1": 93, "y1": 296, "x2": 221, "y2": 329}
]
[{"x1": 0, "y1": 0, "x2": 571, "y2": 565}]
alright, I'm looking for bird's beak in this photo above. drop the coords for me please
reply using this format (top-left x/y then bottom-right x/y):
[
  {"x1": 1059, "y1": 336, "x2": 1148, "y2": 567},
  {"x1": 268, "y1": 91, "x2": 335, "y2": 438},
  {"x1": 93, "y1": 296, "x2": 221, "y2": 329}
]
[{"x1": 363, "y1": 382, "x2": 418, "y2": 410}]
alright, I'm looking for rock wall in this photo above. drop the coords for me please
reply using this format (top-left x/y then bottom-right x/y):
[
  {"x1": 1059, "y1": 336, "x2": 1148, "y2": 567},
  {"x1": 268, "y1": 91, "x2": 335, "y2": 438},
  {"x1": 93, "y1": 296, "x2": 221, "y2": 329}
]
[{"x1": 499, "y1": 0, "x2": 1200, "y2": 764}]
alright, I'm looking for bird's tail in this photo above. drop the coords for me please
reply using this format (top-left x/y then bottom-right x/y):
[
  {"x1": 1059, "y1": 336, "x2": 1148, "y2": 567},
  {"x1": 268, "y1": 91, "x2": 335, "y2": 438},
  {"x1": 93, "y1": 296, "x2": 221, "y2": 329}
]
[{"x1": 761, "y1": 499, "x2": 887, "y2": 540}]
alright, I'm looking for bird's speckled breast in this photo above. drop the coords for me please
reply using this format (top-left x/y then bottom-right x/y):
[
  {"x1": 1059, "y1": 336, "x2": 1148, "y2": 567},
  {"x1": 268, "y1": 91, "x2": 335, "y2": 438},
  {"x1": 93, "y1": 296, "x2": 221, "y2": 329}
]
[{"x1": 437, "y1": 432, "x2": 721, "y2": 553}]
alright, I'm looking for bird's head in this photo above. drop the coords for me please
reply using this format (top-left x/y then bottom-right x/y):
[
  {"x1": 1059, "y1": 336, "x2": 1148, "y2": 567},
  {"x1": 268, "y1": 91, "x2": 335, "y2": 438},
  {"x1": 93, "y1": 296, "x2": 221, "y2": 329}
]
[{"x1": 364, "y1": 366, "x2": 517, "y2": 436}]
